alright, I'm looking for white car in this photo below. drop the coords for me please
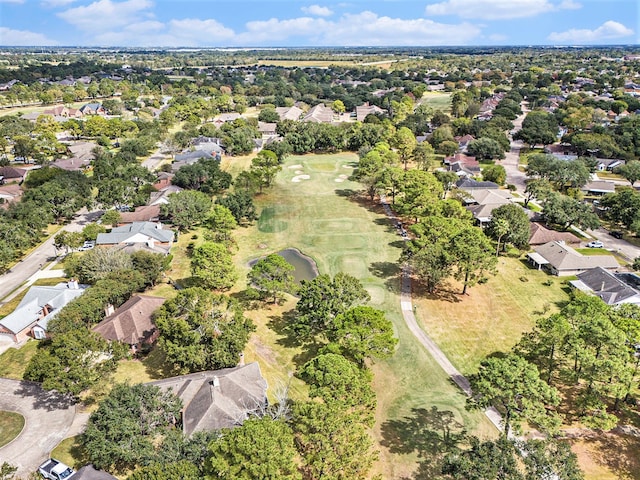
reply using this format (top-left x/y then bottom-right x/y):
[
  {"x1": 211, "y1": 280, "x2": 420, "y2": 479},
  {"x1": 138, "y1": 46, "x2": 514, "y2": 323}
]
[
  {"x1": 586, "y1": 241, "x2": 604, "y2": 248},
  {"x1": 79, "y1": 241, "x2": 95, "y2": 251}
]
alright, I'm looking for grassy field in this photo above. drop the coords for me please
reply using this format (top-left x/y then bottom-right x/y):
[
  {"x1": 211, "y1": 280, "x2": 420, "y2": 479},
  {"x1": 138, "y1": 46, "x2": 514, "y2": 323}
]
[
  {"x1": 420, "y1": 92, "x2": 451, "y2": 112},
  {"x1": 233, "y1": 153, "x2": 496, "y2": 478},
  {"x1": 414, "y1": 255, "x2": 570, "y2": 375},
  {"x1": 0, "y1": 411, "x2": 24, "y2": 448}
]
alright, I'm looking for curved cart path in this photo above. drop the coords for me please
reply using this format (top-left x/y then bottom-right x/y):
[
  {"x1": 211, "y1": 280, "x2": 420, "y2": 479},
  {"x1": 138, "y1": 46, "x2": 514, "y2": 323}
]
[
  {"x1": 380, "y1": 195, "x2": 504, "y2": 433},
  {"x1": 0, "y1": 379, "x2": 88, "y2": 477}
]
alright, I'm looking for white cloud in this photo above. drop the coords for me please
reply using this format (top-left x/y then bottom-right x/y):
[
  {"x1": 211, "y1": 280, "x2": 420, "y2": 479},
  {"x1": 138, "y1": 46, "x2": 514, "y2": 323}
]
[
  {"x1": 548, "y1": 20, "x2": 634, "y2": 43},
  {"x1": 55, "y1": 6, "x2": 481, "y2": 47},
  {"x1": 0, "y1": 27, "x2": 58, "y2": 45},
  {"x1": 425, "y1": 0, "x2": 577, "y2": 19},
  {"x1": 238, "y1": 11, "x2": 480, "y2": 46},
  {"x1": 301, "y1": 4, "x2": 333, "y2": 16},
  {"x1": 41, "y1": 0, "x2": 76, "y2": 7},
  {"x1": 92, "y1": 18, "x2": 236, "y2": 47},
  {"x1": 58, "y1": 0, "x2": 153, "y2": 32},
  {"x1": 558, "y1": 0, "x2": 581, "y2": 10}
]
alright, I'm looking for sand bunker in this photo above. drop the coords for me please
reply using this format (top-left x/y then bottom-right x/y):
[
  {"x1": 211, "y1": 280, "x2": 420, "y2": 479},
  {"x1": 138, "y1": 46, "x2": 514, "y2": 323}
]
[
  {"x1": 339, "y1": 174, "x2": 348, "y2": 179},
  {"x1": 292, "y1": 175, "x2": 311, "y2": 182},
  {"x1": 342, "y1": 164, "x2": 355, "y2": 169},
  {"x1": 288, "y1": 164, "x2": 303, "y2": 169},
  {"x1": 334, "y1": 178, "x2": 345, "y2": 183},
  {"x1": 295, "y1": 170, "x2": 303, "y2": 174}
]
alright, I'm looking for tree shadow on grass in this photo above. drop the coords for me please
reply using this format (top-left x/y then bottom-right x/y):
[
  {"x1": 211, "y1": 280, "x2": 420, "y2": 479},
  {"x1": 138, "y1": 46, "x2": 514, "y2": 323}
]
[
  {"x1": 381, "y1": 406, "x2": 466, "y2": 479},
  {"x1": 369, "y1": 261, "x2": 401, "y2": 279},
  {"x1": 575, "y1": 433, "x2": 640, "y2": 480},
  {"x1": 267, "y1": 311, "x2": 322, "y2": 368},
  {"x1": 413, "y1": 280, "x2": 462, "y2": 304}
]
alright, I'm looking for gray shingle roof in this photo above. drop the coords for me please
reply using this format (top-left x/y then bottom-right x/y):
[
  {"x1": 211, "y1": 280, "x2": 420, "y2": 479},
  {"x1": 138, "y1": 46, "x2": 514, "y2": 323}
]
[
  {"x1": 534, "y1": 241, "x2": 619, "y2": 272},
  {"x1": 148, "y1": 362, "x2": 268, "y2": 436},
  {"x1": 573, "y1": 267, "x2": 640, "y2": 305},
  {"x1": 96, "y1": 222, "x2": 174, "y2": 245},
  {"x1": 0, "y1": 283, "x2": 87, "y2": 334}
]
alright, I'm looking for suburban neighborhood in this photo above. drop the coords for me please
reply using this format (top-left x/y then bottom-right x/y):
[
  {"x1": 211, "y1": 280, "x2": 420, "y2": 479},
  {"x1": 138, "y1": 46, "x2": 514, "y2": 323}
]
[{"x1": 0, "y1": 44, "x2": 639, "y2": 480}]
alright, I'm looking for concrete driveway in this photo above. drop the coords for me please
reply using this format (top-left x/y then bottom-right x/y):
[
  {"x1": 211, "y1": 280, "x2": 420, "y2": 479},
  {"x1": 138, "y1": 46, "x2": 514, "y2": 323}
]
[{"x1": 0, "y1": 379, "x2": 87, "y2": 477}]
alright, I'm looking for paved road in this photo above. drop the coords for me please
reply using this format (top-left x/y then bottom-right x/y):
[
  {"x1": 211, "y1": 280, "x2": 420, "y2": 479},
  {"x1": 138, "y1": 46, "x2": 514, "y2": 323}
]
[
  {"x1": 0, "y1": 209, "x2": 101, "y2": 304},
  {"x1": 0, "y1": 379, "x2": 87, "y2": 478},
  {"x1": 501, "y1": 104, "x2": 529, "y2": 194},
  {"x1": 379, "y1": 196, "x2": 504, "y2": 434},
  {"x1": 141, "y1": 145, "x2": 170, "y2": 170}
]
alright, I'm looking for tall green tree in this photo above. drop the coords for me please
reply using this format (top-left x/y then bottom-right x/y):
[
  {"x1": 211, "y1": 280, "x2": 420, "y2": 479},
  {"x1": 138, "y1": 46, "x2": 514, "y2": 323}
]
[
  {"x1": 248, "y1": 253, "x2": 296, "y2": 303},
  {"x1": 250, "y1": 149, "x2": 281, "y2": 193},
  {"x1": 486, "y1": 204, "x2": 530, "y2": 252},
  {"x1": 616, "y1": 160, "x2": 640, "y2": 186},
  {"x1": 190, "y1": 242, "x2": 237, "y2": 291},
  {"x1": 293, "y1": 273, "x2": 370, "y2": 341},
  {"x1": 161, "y1": 190, "x2": 212, "y2": 231},
  {"x1": 206, "y1": 417, "x2": 301, "y2": 480},
  {"x1": 449, "y1": 227, "x2": 496, "y2": 295},
  {"x1": 468, "y1": 354, "x2": 560, "y2": 435},
  {"x1": 83, "y1": 384, "x2": 182, "y2": 472},
  {"x1": 154, "y1": 287, "x2": 255, "y2": 373}
]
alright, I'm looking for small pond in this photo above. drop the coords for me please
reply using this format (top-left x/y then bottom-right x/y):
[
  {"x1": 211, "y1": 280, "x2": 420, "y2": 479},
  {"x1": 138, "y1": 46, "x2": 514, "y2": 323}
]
[{"x1": 250, "y1": 248, "x2": 318, "y2": 285}]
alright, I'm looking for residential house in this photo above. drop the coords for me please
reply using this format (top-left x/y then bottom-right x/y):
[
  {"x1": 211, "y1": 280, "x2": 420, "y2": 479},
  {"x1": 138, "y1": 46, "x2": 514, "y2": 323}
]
[
  {"x1": 212, "y1": 113, "x2": 241, "y2": 128},
  {"x1": 148, "y1": 362, "x2": 268, "y2": 436},
  {"x1": 454, "y1": 135, "x2": 475, "y2": 153},
  {"x1": 153, "y1": 171, "x2": 174, "y2": 190},
  {"x1": 275, "y1": 106, "x2": 303, "y2": 121},
  {"x1": 302, "y1": 104, "x2": 334, "y2": 123},
  {"x1": 148, "y1": 185, "x2": 183, "y2": 206},
  {"x1": 460, "y1": 188, "x2": 513, "y2": 225},
  {"x1": 0, "y1": 280, "x2": 87, "y2": 343},
  {"x1": 594, "y1": 158, "x2": 624, "y2": 172},
  {"x1": 257, "y1": 121, "x2": 278, "y2": 136},
  {"x1": 527, "y1": 241, "x2": 619, "y2": 276},
  {"x1": 570, "y1": 267, "x2": 640, "y2": 305},
  {"x1": 96, "y1": 222, "x2": 174, "y2": 255},
  {"x1": 92, "y1": 295, "x2": 166, "y2": 352},
  {"x1": 0, "y1": 183, "x2": 23, "y2": 208},
  {"x1": 529, "y1": 223, "x2": 580, "y2": 246},
  {"x1": 455, "y1": 178, "x2": 499, "y2": 190},
  {"x1": 191, "y1": 136, "x2": 224, "y2": 159},
  {"x1": 0, "y1": 166, "x2": 28, "y2": 184},
  {"x1": 53, "y1": 141, "x2": 97, "y2": 172},
  {"x1": 445, "y1": 153, "x2": 480, "y2": 177},
  {"x1": 355, "y1": 102, "x2": 386, "y2": 122},
  {"x1": 582, "y1": 180, "x2": 616, "y2": 196},
  {"x1": 119, "y1": 204, "x2": 161, "y2": 224},
  {"x1": 172, "y1": 150, "x2": 215, "y2": 172},
  {"x1": 79, "y1": 103, "x2": 106, "y2": 115}
]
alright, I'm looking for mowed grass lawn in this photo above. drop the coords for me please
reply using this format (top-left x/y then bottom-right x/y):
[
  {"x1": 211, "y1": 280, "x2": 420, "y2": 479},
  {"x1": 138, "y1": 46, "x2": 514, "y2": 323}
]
[
  {"x1": 0, "y1": 411, "x2": 24, "y2": 448},
  {"x1": 233, "y1": 153, "x2": 496, "y2": 479},
  {"x1": 414, "y1": 256, "x2": 570, "y2": 375}
]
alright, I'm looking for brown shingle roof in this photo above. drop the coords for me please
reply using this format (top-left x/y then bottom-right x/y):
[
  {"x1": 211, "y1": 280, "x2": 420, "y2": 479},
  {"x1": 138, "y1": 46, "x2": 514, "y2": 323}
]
[
  {"x1": 119, "y1": 205, "x2": 161, "y2": 223},
  {"x1": 529, "y1": 223, "x2": 580, "y2": 245},
  {"x1": 92, "y1": 295, "x2": 165, "y2": 346}
]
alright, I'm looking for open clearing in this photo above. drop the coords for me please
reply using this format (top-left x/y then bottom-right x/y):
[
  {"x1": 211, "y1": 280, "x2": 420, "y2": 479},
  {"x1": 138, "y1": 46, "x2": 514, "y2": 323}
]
[
  {"x1": 413, "y1": 256, "x2": 569, "y2": 375},
  {"x1": 233, "y1": 152, "x2": 496, "y2": 478}
]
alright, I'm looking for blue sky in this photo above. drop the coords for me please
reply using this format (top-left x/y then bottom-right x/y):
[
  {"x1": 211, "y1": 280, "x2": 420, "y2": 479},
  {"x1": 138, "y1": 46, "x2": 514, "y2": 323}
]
[{"x1": 0, "y1": 0, "x2": 638, "y2": 47}]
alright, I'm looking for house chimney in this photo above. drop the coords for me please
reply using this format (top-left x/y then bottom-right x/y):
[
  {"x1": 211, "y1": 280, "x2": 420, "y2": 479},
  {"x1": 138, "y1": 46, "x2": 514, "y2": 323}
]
[
  {"x1": 238, "y1": 352, "x2": 245, "y2": 366},
  {"x1": 68, "y1": 278, "x2": 79, "y2": 289},
  {"x1": 156, "y1": 222, "x2": 162, "y2": 230},
  {"x1": 213, "y1": 376, "x2": 220, "y2": 388},
  {"x1": 105, "y1": 304, "x2": 115, "y2": 317},
  {"x1": 601, "y1": 281, "x2": 605, "y2": 292}
]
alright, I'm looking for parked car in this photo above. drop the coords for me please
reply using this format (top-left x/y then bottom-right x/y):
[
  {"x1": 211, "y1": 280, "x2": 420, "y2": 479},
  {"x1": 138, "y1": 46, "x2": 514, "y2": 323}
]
[
  {"x1": 610, "y1": 231, "x2": 624, "y2": 239},
  {"x1": 39, "y1": 459, "x2": 76, "y2": 480},
  {"x1": 586, "y1": 241, "x2": 604, "y2": 248},
  {"x1": 78, "y1": 241, "x2": 95, "y2": 251}
]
